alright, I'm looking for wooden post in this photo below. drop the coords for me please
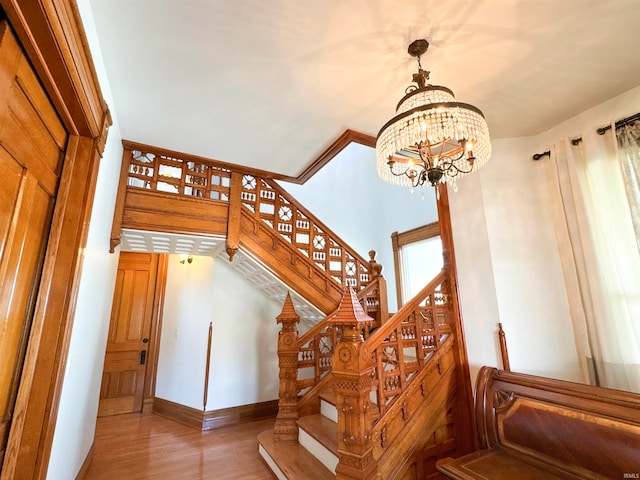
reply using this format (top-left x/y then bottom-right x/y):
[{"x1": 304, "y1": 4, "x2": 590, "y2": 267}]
[
  {"x1": 226, "y1": 171, "x2": 243, "y2": 261},
  {"x1": 274, "y1": 293, "x2": 300, "y2": 441},
  {"x1": 498, "y1": 323, "x2": 511, "y2": 371},
  {"x1": 436, "y1": 184, "x2": 477, "y2": 454},
  {"x1": 376, "y1": 276, "x2": 389, "y2": 325},
  {"x1": 330, "y1": 289, "x2": 378, "y2": 480},
  {"x1": 203, "y1": 322, "x2": 213, "y2": 411}
]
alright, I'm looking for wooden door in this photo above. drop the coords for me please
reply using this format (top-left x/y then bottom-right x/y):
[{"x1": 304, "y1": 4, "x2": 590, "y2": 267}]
[
  {"x1": 0, "y1": 21, "x2": 66, "y2": 462},
  {"x1": 98, "y1": 252, "x2": 158, "y2": 416}
]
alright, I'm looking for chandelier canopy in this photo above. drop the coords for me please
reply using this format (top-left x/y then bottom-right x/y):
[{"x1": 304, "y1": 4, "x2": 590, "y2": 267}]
[{"x1": 376, "y1": 39, "x2": 491, "y2": 190}]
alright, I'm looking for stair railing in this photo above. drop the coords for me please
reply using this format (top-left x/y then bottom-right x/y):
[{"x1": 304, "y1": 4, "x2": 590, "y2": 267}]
[
  {"x1": 328, "y1": 269, "x2": 454, "y2": 479},
  {"x1": 365, "y1": 269, "x2": 452, "y2": 419},
  {"x1": 115, "y1": 145, "x2": 373, "y2": 300},
  {"x1": 239, "y1": 175, "x2": 371, "y2": 291}
]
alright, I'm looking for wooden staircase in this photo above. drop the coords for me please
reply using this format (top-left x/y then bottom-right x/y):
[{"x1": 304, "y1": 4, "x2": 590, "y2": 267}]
[
  {"x1": 108, "y1": 141, "x2": 475, "y2": 479},
  {"x1": 259, "y1": 268, "x2": 475, "y2": 480},
  {"x1": 110, "y1": 141, "x2": 379, "y2": 317}
]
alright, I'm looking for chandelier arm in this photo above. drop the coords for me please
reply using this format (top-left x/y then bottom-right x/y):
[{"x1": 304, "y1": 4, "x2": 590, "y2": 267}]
[{"x1": 442, "y1": 160, "x2": 473, "y2": 176}]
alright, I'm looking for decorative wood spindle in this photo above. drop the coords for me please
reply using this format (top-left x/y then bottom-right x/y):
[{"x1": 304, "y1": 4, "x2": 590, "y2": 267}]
[
  {"x1": 367, "y1": 250, "x2": 383, "y2": 279},
  {"x1": 274, "y1": 293, "x2": 300, "y2": 442},
  {"x1": 498, "y1": 322, "x2": 511, "y2": 371},
  {"x1": 330, "y1": 289, "x2": 378, "y2": 480}
]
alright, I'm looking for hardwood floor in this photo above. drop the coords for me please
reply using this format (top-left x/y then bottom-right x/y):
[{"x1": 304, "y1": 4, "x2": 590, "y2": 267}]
[{"x1": 88, "y1": 413, "x2": 276, "y2": 479}]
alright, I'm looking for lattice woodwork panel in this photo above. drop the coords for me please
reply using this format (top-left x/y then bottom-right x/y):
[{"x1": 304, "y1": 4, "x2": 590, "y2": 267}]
[
  {"x1": 127, "y1": 150, "x2": 231, "y2": 200},
  {"x1": 370, "y1": 279, "x2": 452, "y2": 422},
  {"x1": 296, "y1": 324, "x2": 339, "y2": 396},
  {"x1": 240, "y1": 175, "x2": 370, "y2": 291}
]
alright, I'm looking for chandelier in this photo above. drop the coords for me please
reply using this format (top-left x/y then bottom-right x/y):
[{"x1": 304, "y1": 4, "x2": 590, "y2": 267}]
[{"x1": 376, "y1": 39, "x2": 491, "y2": 190}]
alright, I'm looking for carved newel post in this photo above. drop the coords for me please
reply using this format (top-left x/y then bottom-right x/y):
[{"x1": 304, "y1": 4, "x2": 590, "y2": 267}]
[
  {"x1": 274, "y1": 292, "x2": 300, "y2": 441},
  {"x1": 329, "y1": 289, "x2": 378, "y2": 480}
]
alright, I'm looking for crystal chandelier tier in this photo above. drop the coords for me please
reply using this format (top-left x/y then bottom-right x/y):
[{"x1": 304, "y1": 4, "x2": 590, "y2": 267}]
[{"x1": 376, "y1": 39, "x2": 491, "y2": 190}]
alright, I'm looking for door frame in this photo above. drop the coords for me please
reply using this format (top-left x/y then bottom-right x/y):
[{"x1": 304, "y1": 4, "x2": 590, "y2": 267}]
[{"x1": 0, "y1": 1, "x2": 110, "y2": 478}]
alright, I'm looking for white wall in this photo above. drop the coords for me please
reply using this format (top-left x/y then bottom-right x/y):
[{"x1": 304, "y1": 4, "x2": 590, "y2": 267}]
[
  {"x1": 46, "y1": 2, "x2": 123, "y2": 478},
  {"x1": 281, "y1": 142, "x2": 439, "y2": 312},
  {"x1": 155, "y1": 256, "x2": 280, "y2": 410},
  {"x1": 451, "y1": 84, "x2": 640, "y2": 387}
]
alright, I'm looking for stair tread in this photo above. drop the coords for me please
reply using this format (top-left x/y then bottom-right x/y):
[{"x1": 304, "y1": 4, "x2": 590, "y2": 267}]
[
  {"x1": 318, "y1": 390, "x2": 337, "y2": 406},
  {"x1": 258, "y1": 430, "x2": 334, "y2": 480},
  {"x1": 297, "y1": 414, "x2": 338, "y2": 455}
]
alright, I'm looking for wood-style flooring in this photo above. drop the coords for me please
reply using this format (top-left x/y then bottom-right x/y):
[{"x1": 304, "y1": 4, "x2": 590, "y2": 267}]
[{"x1": 87, "y1": 413, "x2": 276, "y2": 479}]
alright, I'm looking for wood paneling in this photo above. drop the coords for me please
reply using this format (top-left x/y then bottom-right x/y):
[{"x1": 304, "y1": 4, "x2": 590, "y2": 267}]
[
  {"x1": 122, "y1": 190, "x2": 229, "y2": 237},
  {"x1": 438, "y1": 367, "x2": 640, "y2": 479}
]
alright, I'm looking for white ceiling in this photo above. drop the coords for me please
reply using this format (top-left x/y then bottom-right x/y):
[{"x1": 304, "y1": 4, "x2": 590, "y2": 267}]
[{"x1": 90, "y1": 0, "x2": 640, "y2": 176}]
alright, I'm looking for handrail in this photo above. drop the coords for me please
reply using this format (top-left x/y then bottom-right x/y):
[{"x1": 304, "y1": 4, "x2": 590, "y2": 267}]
[
  {"x1": 240, "y1": 175, "x2": 371, "y2": 291},
  {"x1": 367, "y1": 270, "x2": 447, "y2": 348},
  {"x1": 365, "y1": 269, "x2": 452, "y2": 420}
]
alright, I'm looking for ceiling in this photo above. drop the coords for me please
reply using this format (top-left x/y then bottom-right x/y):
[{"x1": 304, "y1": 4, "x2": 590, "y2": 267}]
[{"x1": 89, "y1": 0, "x2": 640, "y2": 176}]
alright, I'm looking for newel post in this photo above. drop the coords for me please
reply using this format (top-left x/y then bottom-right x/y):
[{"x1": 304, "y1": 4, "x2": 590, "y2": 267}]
[
  {"x1": 274, "y1": 293, "x2": 300, "y2": 441},
  {"x1": 330, "y1": 289, "x2": 378, "y2": 480},
  {"x1": 226, "y1": 171, "x2": 243, "y2": 261}
]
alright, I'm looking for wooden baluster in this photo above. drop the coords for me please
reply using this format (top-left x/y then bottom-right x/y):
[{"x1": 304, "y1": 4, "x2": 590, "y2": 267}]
[
  {"x1": 498, "y1": 323, "x2": 511, "y2": 371},
  {"x1": 226, "y1": 172, "x2": 242, "y2": 261},
  {"x1": 150, "y1": 153, "x2": 159, "y2": 191},
  {"x1": 274, "y1": 293, "x2": 300, "y2": 442},
  {"x1": 433, "y1": 287, "x2": 442, "y2": 348},
  {"x1": 330, "y1": 289, "x2": 378, "y2": 480}
]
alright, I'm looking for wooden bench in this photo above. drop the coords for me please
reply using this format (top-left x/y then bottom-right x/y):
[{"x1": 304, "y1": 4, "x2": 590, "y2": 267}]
[{"x1": 437, "y1": 366, "x2": 640, "y2": 480}]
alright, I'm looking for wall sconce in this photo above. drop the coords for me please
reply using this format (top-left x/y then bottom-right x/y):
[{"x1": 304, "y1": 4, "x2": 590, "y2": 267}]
[{"x1": 179, "y1": 255, "x2": 193, "y2": 264}]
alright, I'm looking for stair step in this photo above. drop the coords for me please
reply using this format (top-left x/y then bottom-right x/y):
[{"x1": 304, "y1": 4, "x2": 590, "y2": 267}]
[
  {"x1": 297, "y1": 414, "x2": 338, "y2": 473},
  {"x1": 318, "y1": 390, "x2": 337, "y2": 406},
  {"x1": 297, "y1": 414, "x2": 338, "y2": 456},
  {"x1": 258, "y1": 430, "x2": 334, "y2": 480},
  {"x1": 319, "y1": 391, "x2": 337, "y2": 423}
]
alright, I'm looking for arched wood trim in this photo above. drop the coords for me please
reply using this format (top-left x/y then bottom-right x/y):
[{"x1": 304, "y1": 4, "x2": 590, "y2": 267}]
[
  {"x1": 286, "y1": 129, "x2": 376, "y2": 184},
  {"x1": 0, "y1": 1, "x2": 110, "y2": 478}
]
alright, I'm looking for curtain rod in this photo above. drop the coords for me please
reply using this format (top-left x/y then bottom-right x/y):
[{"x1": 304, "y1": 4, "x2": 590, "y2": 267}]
[
  {"x1": 596, "y1": 111, "x2": 640, "y2": 135},
  {"x1": 532, "y1": 111, "x2": 639, "y2": 158}
]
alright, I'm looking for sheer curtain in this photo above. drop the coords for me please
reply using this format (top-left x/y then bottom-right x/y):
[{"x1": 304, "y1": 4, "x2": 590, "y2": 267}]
[
  {"x1": 616, "y1": 118, "x2": 640, "y2": 255},
  {"x1": 547, "y1": 127, "x2": 640, "y2": 393}
]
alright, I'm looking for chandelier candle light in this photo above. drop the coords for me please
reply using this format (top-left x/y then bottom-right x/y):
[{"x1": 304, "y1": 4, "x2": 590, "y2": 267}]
[{"x1": 376, "y1": 39, "x2": 491, "y2": 191}]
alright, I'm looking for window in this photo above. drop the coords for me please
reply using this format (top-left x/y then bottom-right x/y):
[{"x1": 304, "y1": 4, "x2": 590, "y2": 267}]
[{"x1": 391, "y1": 222, "x2": 442, "y2": 307}]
